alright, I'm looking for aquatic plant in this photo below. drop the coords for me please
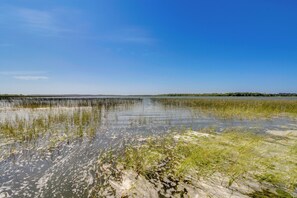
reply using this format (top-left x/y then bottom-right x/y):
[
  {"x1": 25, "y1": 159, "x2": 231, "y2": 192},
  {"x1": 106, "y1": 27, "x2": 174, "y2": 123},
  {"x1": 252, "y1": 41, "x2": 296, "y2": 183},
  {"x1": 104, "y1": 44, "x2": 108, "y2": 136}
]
[
  {"x1": 0, "y1": 98, "x2": 140, "y2": 159},
  {"x1": 154, "y1": 98, "x2": 297, "y2": 119},
  {"x1": 0, "y1": 97, "x2": 141, "y2": 109}
]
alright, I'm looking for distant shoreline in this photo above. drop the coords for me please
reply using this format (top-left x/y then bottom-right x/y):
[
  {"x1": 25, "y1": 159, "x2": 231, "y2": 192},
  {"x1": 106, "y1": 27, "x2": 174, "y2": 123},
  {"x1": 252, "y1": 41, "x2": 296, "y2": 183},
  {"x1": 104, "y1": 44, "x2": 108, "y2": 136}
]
[{"x1": 1, "y1": 92, "x2": 297, "y2": 99}]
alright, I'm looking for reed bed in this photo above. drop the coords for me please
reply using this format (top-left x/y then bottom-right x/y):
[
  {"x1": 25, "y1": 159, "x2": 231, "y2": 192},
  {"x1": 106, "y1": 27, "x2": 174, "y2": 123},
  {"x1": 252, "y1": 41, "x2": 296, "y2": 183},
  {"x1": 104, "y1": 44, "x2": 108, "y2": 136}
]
[
  {"x1": 0, "y1": 107, "x2": 100, "y2": 141},
  {"x1": 154, "y1": 98, "x2": 297, "y2": 119},
  {"x1": 0, "y1": 98, "x2": 138, "y2": 139},
  {"x1": 0, "y1": 98, "x2": 140, "y2": 160},
  {"x1": 0, "y1": 97, "x2": 140, "y2": 109}
]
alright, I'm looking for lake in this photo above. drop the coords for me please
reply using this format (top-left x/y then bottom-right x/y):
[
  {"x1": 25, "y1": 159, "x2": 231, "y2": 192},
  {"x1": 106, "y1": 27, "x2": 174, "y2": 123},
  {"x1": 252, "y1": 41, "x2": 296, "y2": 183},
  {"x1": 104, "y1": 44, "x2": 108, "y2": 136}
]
[{"x1": 0, "y1": 97, "x2": 296, "y2": 197}]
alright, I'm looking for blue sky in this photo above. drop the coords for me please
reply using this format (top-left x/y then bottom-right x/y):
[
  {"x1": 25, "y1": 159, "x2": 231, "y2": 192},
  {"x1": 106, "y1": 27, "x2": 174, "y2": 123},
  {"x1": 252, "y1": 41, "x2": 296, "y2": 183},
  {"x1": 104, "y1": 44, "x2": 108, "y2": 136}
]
[{"x1": 0, "y1": 0, "x2": 297, "y2": 94}]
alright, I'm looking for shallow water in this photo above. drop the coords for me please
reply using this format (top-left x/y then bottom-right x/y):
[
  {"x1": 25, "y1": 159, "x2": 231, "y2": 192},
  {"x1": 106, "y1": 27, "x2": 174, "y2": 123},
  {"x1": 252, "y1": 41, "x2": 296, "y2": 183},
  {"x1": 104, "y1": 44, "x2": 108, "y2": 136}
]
[{"x1": 0, "y1": 97, "x2": 296, "y2": 197}]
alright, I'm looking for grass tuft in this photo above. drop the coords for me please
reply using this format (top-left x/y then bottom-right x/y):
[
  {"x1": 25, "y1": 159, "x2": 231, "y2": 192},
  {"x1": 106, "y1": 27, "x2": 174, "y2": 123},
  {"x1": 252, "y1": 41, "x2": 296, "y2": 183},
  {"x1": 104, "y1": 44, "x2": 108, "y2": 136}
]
[{"x1": 117, "y1": 129, "x2": 297, "y2": 196}]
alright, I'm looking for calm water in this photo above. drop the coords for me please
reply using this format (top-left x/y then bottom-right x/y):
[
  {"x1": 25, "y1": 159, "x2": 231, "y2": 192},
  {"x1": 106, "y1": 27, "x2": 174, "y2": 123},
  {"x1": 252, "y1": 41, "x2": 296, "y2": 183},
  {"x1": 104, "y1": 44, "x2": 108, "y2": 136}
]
[{"x1": 0, "y1": 97, "x2": 296, "y2": 197}]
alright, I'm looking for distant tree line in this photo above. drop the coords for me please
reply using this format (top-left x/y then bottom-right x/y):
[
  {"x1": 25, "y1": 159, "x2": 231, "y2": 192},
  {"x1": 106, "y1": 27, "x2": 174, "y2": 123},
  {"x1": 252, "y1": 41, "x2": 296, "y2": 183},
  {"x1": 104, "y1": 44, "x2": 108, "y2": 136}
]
[
  {"x1": 0, "y1": 94, "x2": 25, "y2": 99},
  {"x1": 1, "y1": 93, "x2": 297, "y2": 100},
  {"x1": 159, "y1": 92, "x2": 297, "y2": 97}
]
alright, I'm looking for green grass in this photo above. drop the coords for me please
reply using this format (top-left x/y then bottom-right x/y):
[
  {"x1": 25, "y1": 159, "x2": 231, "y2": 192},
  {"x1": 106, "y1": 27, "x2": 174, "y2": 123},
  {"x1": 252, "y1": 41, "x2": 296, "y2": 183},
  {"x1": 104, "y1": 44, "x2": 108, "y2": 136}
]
[
  {"x1": 154, "y1": 98, "x2": 297, "y2": 119},
  {"x1": 249, "y1": 188, "x2": 293, "y2": 198},
  {"x1": 116, "y1": 129, "x2": 297, "y2": 196}
]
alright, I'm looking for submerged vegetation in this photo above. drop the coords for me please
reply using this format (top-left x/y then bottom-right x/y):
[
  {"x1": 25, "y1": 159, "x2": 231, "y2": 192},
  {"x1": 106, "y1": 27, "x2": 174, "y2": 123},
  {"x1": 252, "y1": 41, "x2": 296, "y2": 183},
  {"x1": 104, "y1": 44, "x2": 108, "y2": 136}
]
[
  {"x1": 96, "y1": 128, "x2": 297, "y2": 197},
  {"x1": 154, "y1": 98, "x2": 297, "y2": 119}
]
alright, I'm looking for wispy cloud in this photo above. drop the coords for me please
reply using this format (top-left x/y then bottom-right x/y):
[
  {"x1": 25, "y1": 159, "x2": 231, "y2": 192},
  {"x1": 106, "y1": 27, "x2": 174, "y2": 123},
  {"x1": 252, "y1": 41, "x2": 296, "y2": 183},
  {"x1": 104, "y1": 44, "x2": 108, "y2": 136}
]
[
  {"x1": 0, "y1": 6, "x2": 77, "y2": 37},
  {"x1": 0, "y1": 71, "x2": 46, "y2": 75},
  {"x1": 0, "y1": 71, "x2": 49, "y2": 80},
  {"x1": 17, "y1": 8, "x2": 53, "y2": 30},
  {"x1": 0, "y1": 6, "x2": 156, "y2": 43},
  {"x1": 15, "y1": 7, "x2": 72, "y2": 36},
  {"x1": 120, "y1": 36, "x2": 156, "y2": 45},
  {"x1": 100, "y1": 27, "x2": 157, "y2": 45},
  {"x1": 13, "y1": 75, "x2": 49, "y2": 80}
]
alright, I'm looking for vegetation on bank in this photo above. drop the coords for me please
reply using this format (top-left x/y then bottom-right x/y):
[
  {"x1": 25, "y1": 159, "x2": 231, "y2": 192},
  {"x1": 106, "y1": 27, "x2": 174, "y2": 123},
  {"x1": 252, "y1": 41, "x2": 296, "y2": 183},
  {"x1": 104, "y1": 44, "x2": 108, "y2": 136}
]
[
  {"x1": 159, "y1": 92, "x2": 297, "y2": 97},
  {"x1": 154, "y1": 98, "x2": 297, "y2": 119},
  {"x1": 100, "y1": 129, "x2": 297, "y2": 197}
]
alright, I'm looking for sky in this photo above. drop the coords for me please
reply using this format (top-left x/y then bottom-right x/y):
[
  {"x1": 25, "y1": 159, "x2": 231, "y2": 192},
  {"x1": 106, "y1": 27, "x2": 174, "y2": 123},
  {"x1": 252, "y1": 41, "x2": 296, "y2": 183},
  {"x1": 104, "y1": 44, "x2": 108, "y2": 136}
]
[{"x1": 0, "y1": 0, "x2": 297, "y2": 95}]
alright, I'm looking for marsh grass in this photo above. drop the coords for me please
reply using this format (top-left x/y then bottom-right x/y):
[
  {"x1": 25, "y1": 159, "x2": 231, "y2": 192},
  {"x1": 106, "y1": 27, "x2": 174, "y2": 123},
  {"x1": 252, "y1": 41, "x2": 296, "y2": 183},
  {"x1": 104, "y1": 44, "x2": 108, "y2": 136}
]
[
  {"x1": 117, "y1": 129, "x2": 297, "y2": 196},
  {"x1": 0, "y1": 108, "x2": 99, "y2": 142},
  {"x1": 0, "y1": 97, "x2": 140, "y2": 109},
  {"x1": 154, "y1": 98, "x2": 297, "y2": 119},
  {"x1": 0, "y1": 98, "x2": 140, "y2": 159},
  {"x1": 0, "y1": 98, "x2": 139, "y2": 139}
]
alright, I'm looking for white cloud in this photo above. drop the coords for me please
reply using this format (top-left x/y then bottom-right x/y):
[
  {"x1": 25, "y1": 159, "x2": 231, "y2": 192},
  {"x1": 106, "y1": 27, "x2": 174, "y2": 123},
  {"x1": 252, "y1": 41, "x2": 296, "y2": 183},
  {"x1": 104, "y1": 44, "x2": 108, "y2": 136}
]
[
  {"x1": 0, "y1": 71, "x2": 46, "y2": 75},
  {"x1": 13, "y1": 76, "x2": 49, "y2": 80}
]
